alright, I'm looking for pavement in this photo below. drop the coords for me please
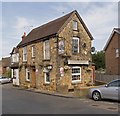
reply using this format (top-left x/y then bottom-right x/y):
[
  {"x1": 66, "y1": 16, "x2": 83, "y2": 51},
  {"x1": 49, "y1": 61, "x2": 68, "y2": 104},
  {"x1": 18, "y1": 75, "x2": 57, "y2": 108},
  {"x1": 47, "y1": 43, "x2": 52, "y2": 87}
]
[{"x1": 12, "y1": 85, "x2": 77, "y2": 99}]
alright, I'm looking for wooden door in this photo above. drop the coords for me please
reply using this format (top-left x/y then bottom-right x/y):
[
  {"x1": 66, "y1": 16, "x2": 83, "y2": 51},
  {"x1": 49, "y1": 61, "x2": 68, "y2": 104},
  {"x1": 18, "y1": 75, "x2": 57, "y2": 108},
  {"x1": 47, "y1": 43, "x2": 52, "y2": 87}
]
[{"x1": 31, "y1": 69, "x2": 36, "y2": 88}]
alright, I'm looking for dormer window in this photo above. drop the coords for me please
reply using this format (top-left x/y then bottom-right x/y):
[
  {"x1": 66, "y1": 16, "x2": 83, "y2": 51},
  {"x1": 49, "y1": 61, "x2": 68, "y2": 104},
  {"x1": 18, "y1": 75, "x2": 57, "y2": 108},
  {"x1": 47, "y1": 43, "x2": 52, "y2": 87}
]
[{"x1": 73, "y1": 20, "x2": 78, "y2": 30}]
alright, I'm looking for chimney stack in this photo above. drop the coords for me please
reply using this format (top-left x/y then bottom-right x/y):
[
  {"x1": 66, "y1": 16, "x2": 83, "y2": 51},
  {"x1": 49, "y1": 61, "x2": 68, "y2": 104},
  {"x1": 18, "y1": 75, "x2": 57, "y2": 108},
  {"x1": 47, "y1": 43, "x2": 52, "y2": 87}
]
[{"x1": 22, "y1": 32, "x2": 26, "y2": 41}]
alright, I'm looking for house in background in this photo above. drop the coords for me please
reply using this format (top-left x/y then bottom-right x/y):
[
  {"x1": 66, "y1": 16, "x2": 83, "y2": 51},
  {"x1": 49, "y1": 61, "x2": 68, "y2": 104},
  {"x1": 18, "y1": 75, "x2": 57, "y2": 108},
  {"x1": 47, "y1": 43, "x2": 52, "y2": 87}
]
[
  {"x1": 17, "y1": 10, "x2": 94, "y2": 92},
  {"x1": 2, "y1": 57, "x2": 11, "y2": 77},
  {"x1": 0, "y1": 60, "x2": 2, "y2": 76},
  {"x1": 104, "y1": 28, "x2": 120, "y2": 75},
  {"x1": 10, "y1": 47, "x2": 19, "y2": 86}
]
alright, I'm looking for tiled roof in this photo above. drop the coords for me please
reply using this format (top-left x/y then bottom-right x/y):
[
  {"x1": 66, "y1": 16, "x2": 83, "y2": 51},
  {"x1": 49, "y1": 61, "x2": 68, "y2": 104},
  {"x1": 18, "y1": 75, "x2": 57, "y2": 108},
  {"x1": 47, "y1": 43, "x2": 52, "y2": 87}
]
[
  {"x1": 104, "y1": 28, "x2": 120, "y2": 51},
  {"x1": 114, "y1": 28, "x2": 120, "y2": 32},
  {"x1": 17, "y1": 10, "x2": 93, "y2": 47},
  {"x1": 2, "y1": 57, "x2": 11, "y2": 68}
]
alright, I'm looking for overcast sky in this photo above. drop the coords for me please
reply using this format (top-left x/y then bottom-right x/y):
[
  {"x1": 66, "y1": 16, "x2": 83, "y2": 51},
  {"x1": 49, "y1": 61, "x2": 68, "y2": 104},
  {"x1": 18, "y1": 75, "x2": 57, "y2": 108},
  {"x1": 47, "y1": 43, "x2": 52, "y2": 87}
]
[{"x1": 1, "y1": 1, "x2": 118, "y2": 58}]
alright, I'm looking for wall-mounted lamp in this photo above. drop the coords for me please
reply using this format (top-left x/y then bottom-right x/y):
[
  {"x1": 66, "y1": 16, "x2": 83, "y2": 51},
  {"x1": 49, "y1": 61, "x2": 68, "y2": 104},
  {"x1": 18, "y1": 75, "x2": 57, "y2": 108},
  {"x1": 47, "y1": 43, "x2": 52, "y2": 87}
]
[{"x1": 47, "y1": 65, "x2": 53, "y2": 70}]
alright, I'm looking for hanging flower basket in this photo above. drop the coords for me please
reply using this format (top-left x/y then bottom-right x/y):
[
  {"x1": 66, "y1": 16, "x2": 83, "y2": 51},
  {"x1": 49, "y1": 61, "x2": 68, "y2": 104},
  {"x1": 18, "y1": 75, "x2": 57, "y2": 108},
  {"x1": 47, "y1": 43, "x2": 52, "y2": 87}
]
[
  {"x1": 64, "y1": 65, "x2": 70, "y2": 70},
  {"x1": 86, "y1": 67, "x2": 92, "y2": 71}
]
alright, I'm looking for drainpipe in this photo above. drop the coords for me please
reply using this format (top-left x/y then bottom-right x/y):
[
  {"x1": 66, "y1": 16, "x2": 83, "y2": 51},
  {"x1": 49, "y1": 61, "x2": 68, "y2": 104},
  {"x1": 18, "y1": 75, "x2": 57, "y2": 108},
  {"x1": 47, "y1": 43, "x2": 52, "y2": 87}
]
[{"x1": 56, "y1": 34, "x2": 60, "y2": 92}]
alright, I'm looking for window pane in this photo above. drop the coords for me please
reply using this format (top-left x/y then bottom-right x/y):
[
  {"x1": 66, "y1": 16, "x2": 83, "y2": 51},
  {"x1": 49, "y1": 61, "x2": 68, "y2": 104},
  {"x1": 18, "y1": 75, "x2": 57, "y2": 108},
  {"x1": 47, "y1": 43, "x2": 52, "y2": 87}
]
[
  {"x1": 72, "y1": 75, "x2": 80, "y2": 81},
  {"x1": 32, "y1": 46, "x2": 35, "y2": 57},
  {"x1": 116, "y1": 49, "x2": 119, "y2": 58},
  {"x1": 72, "y1": 67, "x2": 81, "y2": 81},
  {"x1": 72, "y1": 38, "x2": 79, "y2": 53},
  {"x1": 73, "y1": 21, "x2": 78, "y2": 30},
  {"x1": 25, "y1": 68, "x2": 30, "y2": 81},
  {"x1": 108, "y1": 80, "x2": 119, "y2": 87},
  {"x1": 46, "y1": 72, "x2": 50, "y2": 82},
  {"x1": 23, "y1": 47, "x2": 27, "y2": 61},
  {"x1": 72, "y1": 68, "x2": 80, "y2": 73},
  {"x1": 28, "y1": 72, "x2": 30, "y2": 80},
  {"x1": 44, "y1": 40, "x2": 50, "y2": 59}
]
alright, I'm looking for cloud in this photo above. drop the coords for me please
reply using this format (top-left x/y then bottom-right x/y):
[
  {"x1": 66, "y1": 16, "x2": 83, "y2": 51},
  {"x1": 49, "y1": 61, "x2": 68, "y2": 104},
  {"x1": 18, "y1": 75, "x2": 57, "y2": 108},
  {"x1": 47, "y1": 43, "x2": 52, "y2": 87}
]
[
  {"x1": 82, "y1": 3, "x2": 118, "y2": 40},
  {"x1": 51, "y1": 4, "x2": 69, "y2": 13},
  {"x1": 14, "y1": 17, "x2": 29, "y2": 30},
  {"x1": 14, "y1": 17, "x2": 35, "y2": 34},
  {"x1": 2, "y1": 0, "x2": 119, "y2": 2}
]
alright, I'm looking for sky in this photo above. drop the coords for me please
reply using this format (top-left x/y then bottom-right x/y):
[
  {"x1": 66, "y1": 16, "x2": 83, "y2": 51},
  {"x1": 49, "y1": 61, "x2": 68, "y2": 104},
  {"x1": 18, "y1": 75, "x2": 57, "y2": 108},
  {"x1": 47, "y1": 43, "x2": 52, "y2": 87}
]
[{"x1": 1, "y1": 1, "x2": 119, "y2": 58}]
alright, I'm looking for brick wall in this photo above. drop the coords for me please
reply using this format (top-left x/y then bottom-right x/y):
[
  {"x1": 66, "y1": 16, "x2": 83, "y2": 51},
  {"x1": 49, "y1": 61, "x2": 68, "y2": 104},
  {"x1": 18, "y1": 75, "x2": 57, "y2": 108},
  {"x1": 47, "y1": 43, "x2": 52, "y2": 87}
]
[{"x1": 105, "y1": 32, "x2": 120, "y2": 75}]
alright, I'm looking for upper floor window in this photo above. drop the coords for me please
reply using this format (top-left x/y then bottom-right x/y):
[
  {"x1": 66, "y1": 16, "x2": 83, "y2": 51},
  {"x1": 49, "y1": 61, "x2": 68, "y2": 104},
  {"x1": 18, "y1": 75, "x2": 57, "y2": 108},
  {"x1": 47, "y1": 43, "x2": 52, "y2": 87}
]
[
  {"x1": 73, "y1": 20, "x2": 78, "y2": 30},
  {"x1": 12, "y1": 54, "x2": 16, "y2": 62},
  {"x1": 12, "y1": 53, "x2": 19, "y2": 62},
  {"x1": 23, "y1": 47, "x2": 27, "y2": 61},
  {"x1": 58, "y1": 40, "x2": 65, "y2": 54},
  {"x1": 44, "y1": 40, "x2": 50, "y2": 60},
  {"x1": 72, "y1": 37, "x2": 79, "y2": 54},
  {"x1": 116, "y1": 49, "x2": 119, "y2": 58},
  {"x1": 32, "y1": 45, "x2": 35, "y2": 58}
]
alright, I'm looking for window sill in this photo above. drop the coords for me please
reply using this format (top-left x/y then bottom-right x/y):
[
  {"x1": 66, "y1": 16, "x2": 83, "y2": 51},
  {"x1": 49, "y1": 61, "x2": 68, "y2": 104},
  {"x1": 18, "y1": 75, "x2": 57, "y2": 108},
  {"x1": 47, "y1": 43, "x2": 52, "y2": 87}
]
[
  {"x1": 72, "y1": 53, "x2": 79, "y2": 55},
  {"x1": 32, "y1": 56, "x2": 35, "y2": 59},
  {"x1": 72, "y1": 80, "x2": 81, "y2": 84},
  {"x1": 25, "y1": 80, "x2": 30, "y2": 82},
  {"x1": 43, "y1": 59, "x2": 50, "y2": 62},
  {"x1": 23, "y1": 61, "x2": 27, "y2": 63},
  {"x1": 73, "y1": 29, "x2": 79, "y2": 32},
  {"x1": 44, "y1": 82, "x2": 50, "y2": 85}
]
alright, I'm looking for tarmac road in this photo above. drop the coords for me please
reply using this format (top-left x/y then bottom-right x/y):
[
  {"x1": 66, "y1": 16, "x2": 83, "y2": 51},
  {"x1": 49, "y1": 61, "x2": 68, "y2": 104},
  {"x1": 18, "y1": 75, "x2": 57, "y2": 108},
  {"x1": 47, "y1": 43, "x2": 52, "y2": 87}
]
[{"x1": 1, "y1": 84, "x2": 119, "y2": 114}]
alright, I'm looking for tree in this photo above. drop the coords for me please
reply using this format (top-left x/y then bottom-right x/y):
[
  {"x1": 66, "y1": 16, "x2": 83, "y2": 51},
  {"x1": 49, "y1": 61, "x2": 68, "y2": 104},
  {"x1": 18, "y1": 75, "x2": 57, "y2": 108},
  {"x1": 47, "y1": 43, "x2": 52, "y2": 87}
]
[{"x1": 92, "y1": 51, "x2": 105, "y2": 70}]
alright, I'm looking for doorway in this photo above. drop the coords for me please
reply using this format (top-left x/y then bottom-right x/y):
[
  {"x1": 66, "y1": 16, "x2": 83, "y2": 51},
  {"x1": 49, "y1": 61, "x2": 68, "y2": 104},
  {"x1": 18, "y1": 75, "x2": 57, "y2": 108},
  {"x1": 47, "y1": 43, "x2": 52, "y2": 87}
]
[{"x1": 31, "y1": 68, "x2": 36, "y2": 88}]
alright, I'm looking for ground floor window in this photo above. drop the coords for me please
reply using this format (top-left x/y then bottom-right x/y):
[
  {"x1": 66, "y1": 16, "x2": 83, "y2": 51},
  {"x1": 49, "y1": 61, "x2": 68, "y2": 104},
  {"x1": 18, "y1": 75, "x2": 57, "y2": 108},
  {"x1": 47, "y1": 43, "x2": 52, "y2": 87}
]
[
  {"x1": 44, "y1": 69, "x2": 50, "y2": 84},
  {"x1": 26, "y1": 68, "x2": 30, "y2": 81},
  {"x1": 72, "y1": 66, "x2": 81, "y2": 83},
  {"x1": 13, "y1": 69, "x2": 16, "y2": 79}
]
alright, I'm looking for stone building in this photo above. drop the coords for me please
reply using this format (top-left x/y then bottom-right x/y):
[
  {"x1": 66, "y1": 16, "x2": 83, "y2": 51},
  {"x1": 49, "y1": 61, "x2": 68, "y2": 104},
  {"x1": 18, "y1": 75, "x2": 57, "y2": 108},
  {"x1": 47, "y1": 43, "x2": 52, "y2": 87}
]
[{"x1": 17, "y1": 10, "x2": 94, "y2": 92}]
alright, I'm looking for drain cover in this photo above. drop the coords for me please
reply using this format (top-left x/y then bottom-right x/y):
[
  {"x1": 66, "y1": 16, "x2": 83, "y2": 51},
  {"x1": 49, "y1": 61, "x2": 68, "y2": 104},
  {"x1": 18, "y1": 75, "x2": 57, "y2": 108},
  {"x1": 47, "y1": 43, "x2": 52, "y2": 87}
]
[
  {"x1": 107, "y1": 107, "x2": 117, "y2": 110},
  {"x1": 92, "y1": 104, "x2": 99, "y2": 107}
]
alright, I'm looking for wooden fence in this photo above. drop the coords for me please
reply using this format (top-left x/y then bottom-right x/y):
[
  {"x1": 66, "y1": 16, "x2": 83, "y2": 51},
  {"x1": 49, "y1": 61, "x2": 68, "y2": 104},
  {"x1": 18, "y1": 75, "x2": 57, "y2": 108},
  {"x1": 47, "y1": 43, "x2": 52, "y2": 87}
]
[{"x1": 95, "y1": 73, "x2": 120, "y2": 83}]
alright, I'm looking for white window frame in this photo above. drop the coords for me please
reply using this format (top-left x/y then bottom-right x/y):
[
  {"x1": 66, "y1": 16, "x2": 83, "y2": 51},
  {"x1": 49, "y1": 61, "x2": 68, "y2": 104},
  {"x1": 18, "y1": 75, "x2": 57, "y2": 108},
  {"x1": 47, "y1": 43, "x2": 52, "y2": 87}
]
[
  {"x1": 72, "y1": 66, "x2": 81, "y2": 83},
  {"x1": 26, "y1": 68, "x2": 30, "y2": 81},
  {"x1": 44, "y1": 68, "x2": 50, "y2": 84},
  {"x1": 72, "y1": 37, "x2": 79, "y2": 54},
  {"x1": 116, "y1": 49, "x2": 119, "y2": 58},
  {"x1": 23, "y1": 47, "x2": 27, "y2": 61},
  {"x1": 32, "y1": 45, "x2": 35, "y2": 58},
  {"x1": 73, "y1": 20, "x2": 78, "y2": 30},
  {"x1": 16, "y1": 53, "x2": 19, "y2": 62},
  {"x1": 12, "y1": 54, "x2": 16, "y2": 62},
  {"x1": 43, "y1": 40, "x2": 50, "y2": 60}
]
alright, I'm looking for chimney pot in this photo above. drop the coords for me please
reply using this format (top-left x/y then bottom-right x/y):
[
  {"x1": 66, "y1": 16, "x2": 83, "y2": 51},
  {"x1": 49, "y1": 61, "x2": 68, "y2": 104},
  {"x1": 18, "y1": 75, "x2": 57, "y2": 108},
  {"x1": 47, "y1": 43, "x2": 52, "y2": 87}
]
[{"x1": 22, "y1": 32, "x2": 26, "y2": 41}]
